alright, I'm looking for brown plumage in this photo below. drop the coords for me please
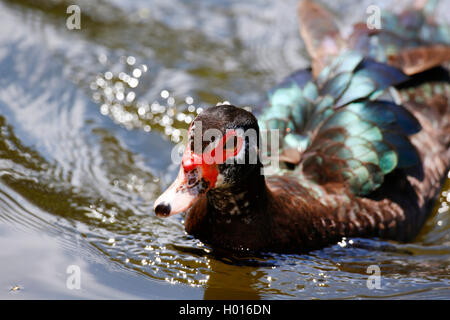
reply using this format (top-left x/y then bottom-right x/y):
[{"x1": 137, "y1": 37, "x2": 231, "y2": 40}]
[
  {"x1": 388, "y1": 45, "x2": 450, "y2": 75},
  {"x1": 297, "y1": 0, "x2": 344, "y2": 78}
]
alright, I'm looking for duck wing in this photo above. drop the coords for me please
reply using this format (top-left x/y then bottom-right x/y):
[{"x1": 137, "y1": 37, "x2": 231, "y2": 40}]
[{"x1": 259, "y1": 51, "x2": 422, "y2": 196}]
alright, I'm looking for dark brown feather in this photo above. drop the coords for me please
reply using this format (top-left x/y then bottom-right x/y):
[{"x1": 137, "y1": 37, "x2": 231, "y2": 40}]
[
  {"x1": 297, "y1": 0, "x2": 344, "y2": 78},
  {"x1": 388, "y1": 45, "x2": 450, "y2": 75}
]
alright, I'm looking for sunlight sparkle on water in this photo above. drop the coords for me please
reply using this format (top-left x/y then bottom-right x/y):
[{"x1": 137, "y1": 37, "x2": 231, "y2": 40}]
[{"x1": 91, "y1": 55, "x2": 220, "y2": 143}]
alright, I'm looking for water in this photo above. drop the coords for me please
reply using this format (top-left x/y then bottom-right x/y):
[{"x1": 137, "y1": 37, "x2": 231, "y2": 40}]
[{"x1": 0, "y1": 0, "x2": 449, "y2": 299}]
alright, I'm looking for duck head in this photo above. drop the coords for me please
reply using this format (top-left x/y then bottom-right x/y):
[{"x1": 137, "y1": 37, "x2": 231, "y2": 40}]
[{"x1": 154, "y1": 105, "x2": 261, "y2": 217}]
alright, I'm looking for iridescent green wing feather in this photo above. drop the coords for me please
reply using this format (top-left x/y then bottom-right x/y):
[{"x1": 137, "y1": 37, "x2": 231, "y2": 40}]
[{"x1": 259, "y1": 51, "x2": 421, "y2": 196}]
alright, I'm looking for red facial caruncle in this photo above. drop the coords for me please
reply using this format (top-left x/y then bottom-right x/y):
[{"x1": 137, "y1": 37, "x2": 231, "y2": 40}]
[
  {"x1": 154, "y1": 123, "x2": 244, "y2": 217},
  {"x1": 182, "y1": 126, "x2": 243, "y2": 188}
]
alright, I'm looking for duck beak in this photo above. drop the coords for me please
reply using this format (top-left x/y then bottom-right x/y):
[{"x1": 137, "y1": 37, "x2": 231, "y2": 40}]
[{"x1": 154, "y1": 166, "x2": 208, "y2": 217}]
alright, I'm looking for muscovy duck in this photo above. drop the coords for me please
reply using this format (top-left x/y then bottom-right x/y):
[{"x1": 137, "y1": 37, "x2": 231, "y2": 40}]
[{"x1": 154, "y1": 0, "x2": 450, "y2": 253}]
